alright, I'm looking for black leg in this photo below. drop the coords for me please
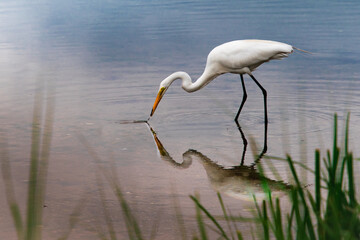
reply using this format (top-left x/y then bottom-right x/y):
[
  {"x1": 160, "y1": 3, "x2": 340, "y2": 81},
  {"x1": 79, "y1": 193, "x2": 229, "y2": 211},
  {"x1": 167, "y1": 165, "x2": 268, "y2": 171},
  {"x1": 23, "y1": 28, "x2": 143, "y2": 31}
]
[
  {"x1": 249, "y1": 74, "x2": 268, "y2": 154},
  {"x1": 235, "y1": 74, "x2": 247, "y2": 121},
  {"x1": 235, "y1": 120, "x2": 248, "y2": 166}
]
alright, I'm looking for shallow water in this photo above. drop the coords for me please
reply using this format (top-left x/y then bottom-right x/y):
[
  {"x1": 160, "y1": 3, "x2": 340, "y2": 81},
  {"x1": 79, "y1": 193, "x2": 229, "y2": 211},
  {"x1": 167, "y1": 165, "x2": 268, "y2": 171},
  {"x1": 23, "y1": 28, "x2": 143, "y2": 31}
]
[{"x1": 1, "y1": 0, "x2": 360, "y2": 239}]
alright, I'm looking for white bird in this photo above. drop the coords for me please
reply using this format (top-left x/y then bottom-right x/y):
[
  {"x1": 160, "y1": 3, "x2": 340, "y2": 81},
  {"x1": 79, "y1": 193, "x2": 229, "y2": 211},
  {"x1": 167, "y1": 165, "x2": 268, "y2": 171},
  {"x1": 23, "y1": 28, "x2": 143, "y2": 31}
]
[{"x1": 149, "y1": 39, "x2": 295, "y2": 125}]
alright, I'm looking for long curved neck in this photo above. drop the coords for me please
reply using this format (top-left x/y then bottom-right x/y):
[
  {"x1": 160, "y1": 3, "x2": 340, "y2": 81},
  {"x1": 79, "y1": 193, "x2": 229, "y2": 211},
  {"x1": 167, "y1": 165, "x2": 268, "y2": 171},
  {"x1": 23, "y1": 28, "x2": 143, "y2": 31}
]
[{"x1": 163, "y1": 71, "x2": 215, "y2": 93}]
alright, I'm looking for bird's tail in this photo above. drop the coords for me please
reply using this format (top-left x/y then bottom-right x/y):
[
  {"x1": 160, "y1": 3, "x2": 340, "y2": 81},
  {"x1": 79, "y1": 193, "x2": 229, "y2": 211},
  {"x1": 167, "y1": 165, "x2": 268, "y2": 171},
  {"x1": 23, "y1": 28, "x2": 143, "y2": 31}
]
[{"x1": 293, "y1": 47, "x2": 313, "y2": 54}]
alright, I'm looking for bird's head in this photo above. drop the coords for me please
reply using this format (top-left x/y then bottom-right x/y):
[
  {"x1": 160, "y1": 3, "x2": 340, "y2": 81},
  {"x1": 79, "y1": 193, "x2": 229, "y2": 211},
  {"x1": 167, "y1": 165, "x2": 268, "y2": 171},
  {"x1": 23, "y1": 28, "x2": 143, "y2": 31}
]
[
  {"x1": 150, "y1": 82, "x2": 169, "y2": 117},
  {"x1": 149, "y1": 72, "x2": 188, "y2": 117}
]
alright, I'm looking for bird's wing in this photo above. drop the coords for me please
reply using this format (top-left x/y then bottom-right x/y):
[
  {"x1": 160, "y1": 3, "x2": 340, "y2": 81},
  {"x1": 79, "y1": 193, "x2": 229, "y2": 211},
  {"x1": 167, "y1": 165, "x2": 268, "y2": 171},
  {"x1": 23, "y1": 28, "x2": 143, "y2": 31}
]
[{"x1": 209, "y1": 40, "x2": 293, "y2": 72}]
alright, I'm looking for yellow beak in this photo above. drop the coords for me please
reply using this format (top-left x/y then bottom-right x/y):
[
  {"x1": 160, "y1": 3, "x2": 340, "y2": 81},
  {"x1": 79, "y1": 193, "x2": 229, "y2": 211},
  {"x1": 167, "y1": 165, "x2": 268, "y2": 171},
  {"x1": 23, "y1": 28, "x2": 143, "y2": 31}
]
[{"x1": 150, "y1": 87, "x2": 166, "y2": 117}]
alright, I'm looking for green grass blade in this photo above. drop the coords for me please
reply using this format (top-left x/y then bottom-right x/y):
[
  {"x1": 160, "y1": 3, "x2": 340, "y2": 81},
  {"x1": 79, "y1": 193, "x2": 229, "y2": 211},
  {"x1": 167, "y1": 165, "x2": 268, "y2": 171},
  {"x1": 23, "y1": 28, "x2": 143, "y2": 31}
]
[
  {"x1": 304, "y1": 209, "x2": 316, "y2": 240},
  {"x1": 262, "y1": 200, "x2": 269, "y2": 240},
  {"x1": 324, "y1": 150, "x2": 330, "y2": 171},
  {"x1": 275, "y1": 198, "x2": 285, "y2": 240},
  {"x1": 193, "y1": 195, "x2": 207, "y2": 240},
  {"x1": 345, "y1": 113, "x2": 350, "y2": 156},
  {"x1": 286, "y1": 156, "x2": 305, "y2": 201},
  {"x1": 332, "y1": 114, "x2": 338, "y2": 164},
  {"x1": 236, "y1": 230, "x2": 243, "y2": 240},
  {"x1": 291, "y1": 191, "x2": 303, "y2": 239},
  {"x1": 114, "y1": 184, "x2": 143, "y2": 240},
  {"x1": 10, "y1": 204, "x2": 24, "y2": 239},
  {"x1": 97, "y1": 174, "x2": 117, "y2": 240},
  {"x1": 315, "y1": 149, "x2": 321, "y2": 215},
  {"x1": 267, "y1": 195, "x2": 280, "y2": 237},
  {"x1": 286, "y1": 207, "x2": 295, "y2": 240},
  {"x1": 307, "y1": 191, "x2": 325, "y2": 239},
  {"x1": 35, "y1": 81, "x2": 55, "y2": 240},
  {"x1": 190, "y1": 195, "x2": 229, "y2": 240},
  {"x1": 347, "y1": 153, "x2": 356, "y2": 207},
  {"x1": 287, "y1": 155, "x2": 316, "y2": 239},
  {"x1": 254, "y1": 197, "x2": 270, "y2": 240},
  {"x1": 344, "y1": 113, "x2": 356, "y2": 207},
  {"x1": 26, "y1": 83, "x2": 44, "y2": 240},
  {"x1": 217, "y1": 193, "x2": 235, "y2": 240},
  {"x1": 0, "y1": 136, "x2": 24, "y2": 239},
  {"x1": 57, "y1": 194, "x2": 88, "y2": 240},
  {"x1": 79, "y1": 134, "x2": 144, "y2": 240}
]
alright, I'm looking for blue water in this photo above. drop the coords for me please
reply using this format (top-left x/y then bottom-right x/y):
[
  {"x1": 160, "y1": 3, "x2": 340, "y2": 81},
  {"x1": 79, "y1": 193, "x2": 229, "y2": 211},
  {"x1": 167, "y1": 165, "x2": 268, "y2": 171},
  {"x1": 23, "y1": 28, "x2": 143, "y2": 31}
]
[{"x1": 0, "y1": 0, "x2": 360, "y2": 239}]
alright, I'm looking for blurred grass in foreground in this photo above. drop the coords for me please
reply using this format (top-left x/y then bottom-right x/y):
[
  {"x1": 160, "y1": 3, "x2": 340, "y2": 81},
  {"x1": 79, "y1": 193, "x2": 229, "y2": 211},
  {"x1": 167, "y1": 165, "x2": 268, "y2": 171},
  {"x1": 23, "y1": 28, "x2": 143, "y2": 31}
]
[
  {"x1": 0, "y1": 80, "x2": 55, "y2": 240},
  {"x1": 1, "y1": 80, "x2": 85, "y2": 240}
]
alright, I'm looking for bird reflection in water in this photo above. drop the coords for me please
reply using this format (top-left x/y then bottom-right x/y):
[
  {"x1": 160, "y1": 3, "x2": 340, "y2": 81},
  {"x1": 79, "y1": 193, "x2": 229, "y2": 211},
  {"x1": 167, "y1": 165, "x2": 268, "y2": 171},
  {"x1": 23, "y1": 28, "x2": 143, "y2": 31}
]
[{"x1": 146, "y1": 122, "x2": 291, "y2": 201}]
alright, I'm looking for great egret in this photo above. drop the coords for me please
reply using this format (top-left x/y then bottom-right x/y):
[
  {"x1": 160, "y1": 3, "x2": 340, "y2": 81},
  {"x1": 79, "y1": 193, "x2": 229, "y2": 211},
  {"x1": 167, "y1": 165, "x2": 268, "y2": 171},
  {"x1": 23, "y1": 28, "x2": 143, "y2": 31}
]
[{"x1": 149, "y1": 39, "x2": 296, "y2": 122}]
